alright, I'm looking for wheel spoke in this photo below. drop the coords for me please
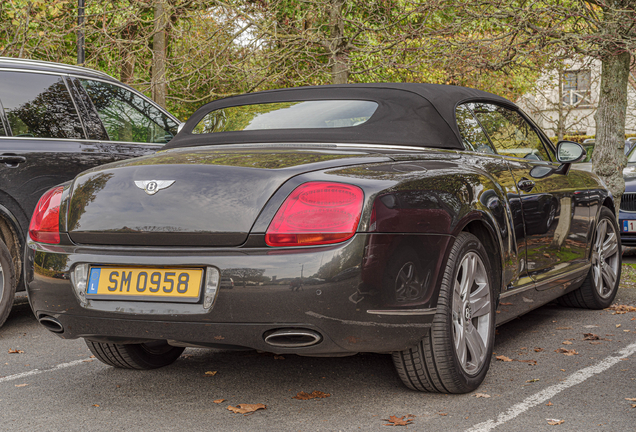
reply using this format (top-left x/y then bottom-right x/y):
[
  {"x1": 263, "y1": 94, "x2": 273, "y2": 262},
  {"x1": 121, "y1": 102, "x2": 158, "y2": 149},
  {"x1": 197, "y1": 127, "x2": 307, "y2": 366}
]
[
  {"x1": 596, "y1": 221, "x2": 607, "y2": 250},
  {"x1": 602, "y1": 233, "x2": 618, "y2": 258},
  {"x1": 454, "y1": 321, "x2": 467, "y2": 366},
  {"x1": 601, "y1": 264, "x2": 617, "y2": 292},
  {"x1": 465, "y1": 322, "x2": 486, "y2": 366},
  {"x1": 591, "y1": 251, "x2": 599, "y2": 265},
  {"x1": 470, "y1": 287, "x2": 491, "y2": 318},
  {"x1": 453, "y1": 279, "x2": 462, "y2": 313},
  {"x1": 593, "y1": 265, "x2": 602, "y2": 288},
  {"x1": 460, "y1": 256, "x2": 475, "y2": 299}
]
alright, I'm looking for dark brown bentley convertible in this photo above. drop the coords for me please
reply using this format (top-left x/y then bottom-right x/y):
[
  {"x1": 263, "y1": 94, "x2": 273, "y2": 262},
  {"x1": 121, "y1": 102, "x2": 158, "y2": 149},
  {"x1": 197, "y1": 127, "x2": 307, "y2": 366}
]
[{"x1": 25, "y1": 84, "x2": 621, "y2": 393}]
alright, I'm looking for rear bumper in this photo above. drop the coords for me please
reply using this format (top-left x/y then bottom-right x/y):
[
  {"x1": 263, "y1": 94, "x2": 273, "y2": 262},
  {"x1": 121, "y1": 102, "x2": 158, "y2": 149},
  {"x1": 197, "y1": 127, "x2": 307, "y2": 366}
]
[{"x1": 25, "y1": 233, "x2": 451, "y2": 354}]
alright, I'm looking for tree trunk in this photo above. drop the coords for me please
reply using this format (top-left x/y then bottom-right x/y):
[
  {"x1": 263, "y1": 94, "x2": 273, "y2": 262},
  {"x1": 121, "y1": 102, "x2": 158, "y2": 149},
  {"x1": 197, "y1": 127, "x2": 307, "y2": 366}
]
[
  {"x1": 329, "y1": 0, "x2": 348, "y2": 84},
  {"x1": 121, "y1": 48, "x2": 135, "y2": 84},
  {"x1": 121, "y1": 23, "x2": 138, "y2": 85},
  {"x1": 151, "y1": 0, "x2": 169, "y2": 108},
  {"x1": 592, "y1": 51, "x2": 630, "y2": 216},
  {"x1": 557, "y1": 71, "x2": 564, "y2": 141}
]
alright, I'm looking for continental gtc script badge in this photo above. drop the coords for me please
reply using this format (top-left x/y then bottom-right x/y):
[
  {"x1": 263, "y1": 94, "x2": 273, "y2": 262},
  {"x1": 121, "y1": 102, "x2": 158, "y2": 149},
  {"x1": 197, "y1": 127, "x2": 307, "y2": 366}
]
[{"x1": 134, "y1": 180, "x2": 175, "y2": 195}]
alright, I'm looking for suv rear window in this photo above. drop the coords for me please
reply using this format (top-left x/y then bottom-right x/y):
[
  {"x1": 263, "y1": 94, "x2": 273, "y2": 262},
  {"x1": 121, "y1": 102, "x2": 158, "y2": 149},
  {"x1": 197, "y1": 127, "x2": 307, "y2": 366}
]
[
  {"x1": 0, "y1": 71, "x2": 84, "y2": 139},
  {"x1": 192, "y1": 100, "x2": 378, "y2": 134}
]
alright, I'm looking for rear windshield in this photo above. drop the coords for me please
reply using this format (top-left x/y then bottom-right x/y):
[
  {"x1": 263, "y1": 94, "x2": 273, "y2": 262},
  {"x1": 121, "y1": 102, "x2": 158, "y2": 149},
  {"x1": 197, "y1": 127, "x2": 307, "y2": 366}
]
[{"x1": 192, "y1": 100, "x2": 378, "y2": 134}]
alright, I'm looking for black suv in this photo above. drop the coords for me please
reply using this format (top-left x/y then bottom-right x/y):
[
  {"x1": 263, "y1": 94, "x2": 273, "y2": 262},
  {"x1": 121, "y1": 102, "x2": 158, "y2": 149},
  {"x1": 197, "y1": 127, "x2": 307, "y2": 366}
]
[{"x1": 0, "y1": 57, "x2": 179, "y2": 327}]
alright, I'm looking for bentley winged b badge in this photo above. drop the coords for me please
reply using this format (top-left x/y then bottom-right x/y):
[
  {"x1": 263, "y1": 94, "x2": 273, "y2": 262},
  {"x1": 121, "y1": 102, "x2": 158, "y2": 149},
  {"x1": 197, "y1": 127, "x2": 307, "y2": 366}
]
[{"x1": 134, "y1": 180, "x2": 176, "y2": 195}]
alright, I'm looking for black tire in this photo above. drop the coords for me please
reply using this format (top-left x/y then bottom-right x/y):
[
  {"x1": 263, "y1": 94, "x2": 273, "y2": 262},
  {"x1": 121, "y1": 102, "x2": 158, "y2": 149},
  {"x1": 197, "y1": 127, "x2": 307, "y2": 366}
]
[
  {"x1": 558, "y1": 207, "x2": 621, "y2": 309},
  {"x1": 86, "y1": 340, "x2": 185, "y2": 370},
  {"x1": 392, "y1": 232, "x2": 496, "y2": 393},
  {"x1": 0, "y1": 237, "x2": 16, "y2": 328}
]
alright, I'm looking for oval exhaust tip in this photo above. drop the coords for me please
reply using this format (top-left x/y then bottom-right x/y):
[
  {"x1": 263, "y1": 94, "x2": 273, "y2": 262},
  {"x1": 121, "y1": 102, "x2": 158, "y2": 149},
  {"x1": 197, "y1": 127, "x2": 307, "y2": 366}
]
[
  {"x1": 39, "y1": 316, "x2": 64, "y2": 333},
  {"x1": 264, "y1": 329, "x2": 322, "y2": 348}
]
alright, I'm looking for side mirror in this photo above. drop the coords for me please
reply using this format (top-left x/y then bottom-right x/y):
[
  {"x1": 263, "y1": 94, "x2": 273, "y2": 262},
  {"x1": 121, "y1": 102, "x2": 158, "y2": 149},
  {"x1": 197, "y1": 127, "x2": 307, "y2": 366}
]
[{"x1": 556, "y1": 141, "x2": 586, "y2": 164}]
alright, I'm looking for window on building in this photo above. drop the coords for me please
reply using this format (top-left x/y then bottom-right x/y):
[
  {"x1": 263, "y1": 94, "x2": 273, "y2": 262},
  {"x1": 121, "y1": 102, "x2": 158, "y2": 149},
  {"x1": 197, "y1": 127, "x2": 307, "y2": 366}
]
[{"x1": 562, "y1": 70, "x2": 591, "y2": 107}]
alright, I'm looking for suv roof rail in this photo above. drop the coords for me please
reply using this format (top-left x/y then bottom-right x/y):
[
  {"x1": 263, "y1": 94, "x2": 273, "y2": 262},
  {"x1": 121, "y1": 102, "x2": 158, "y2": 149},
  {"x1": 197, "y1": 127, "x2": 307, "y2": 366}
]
[{"x1": 0, "y1": 57, "x2": 114, "y2": 80}]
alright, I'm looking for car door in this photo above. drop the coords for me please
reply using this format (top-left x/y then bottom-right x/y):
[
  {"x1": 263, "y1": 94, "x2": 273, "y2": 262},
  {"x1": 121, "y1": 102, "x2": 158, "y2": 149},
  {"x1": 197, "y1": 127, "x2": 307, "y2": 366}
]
[
  {"x1": 0, "y1": 70, "x2": 116, "y2": 227},
  {"x1": 468, "y1": 102, "x2": 590, "y2": 290},
  {"x1": 455, "y1": 104, "x2": 532, "y2": 292},
  {"x1": 73, "y1": 78, "x2": 179, "y2": 161}
]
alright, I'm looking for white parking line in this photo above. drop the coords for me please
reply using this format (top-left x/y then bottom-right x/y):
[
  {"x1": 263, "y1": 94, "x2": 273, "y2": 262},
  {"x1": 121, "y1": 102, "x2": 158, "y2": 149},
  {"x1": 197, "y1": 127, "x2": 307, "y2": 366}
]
[
  {"x1": 0, "y1": 358, "x2": 94, "y2": 384},
  {"x1": 466, "y1": 341, "x2": 636, "y2": 432}
]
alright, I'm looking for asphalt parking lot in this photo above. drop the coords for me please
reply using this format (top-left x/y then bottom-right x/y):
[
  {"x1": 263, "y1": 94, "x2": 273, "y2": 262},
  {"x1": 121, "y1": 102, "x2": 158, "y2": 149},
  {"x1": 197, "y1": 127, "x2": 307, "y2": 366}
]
[{"x1": 1, "y1": 267, "x2": 636, "y2": 431}]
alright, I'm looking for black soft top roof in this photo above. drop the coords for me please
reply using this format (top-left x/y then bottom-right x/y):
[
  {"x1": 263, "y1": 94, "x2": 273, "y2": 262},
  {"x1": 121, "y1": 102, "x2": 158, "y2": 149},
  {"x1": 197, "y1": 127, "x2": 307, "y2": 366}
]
[{"x1": 164, "y1": 83, "x2": 514, "y2": 150}]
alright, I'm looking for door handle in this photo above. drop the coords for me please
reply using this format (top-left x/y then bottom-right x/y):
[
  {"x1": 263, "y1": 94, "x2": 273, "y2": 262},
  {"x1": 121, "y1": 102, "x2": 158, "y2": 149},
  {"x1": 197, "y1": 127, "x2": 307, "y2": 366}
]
[
  {"x1": 517, "y1": 178, "x2": 535, "y2": 192},
  {"x1": 0, "y1": 155, "x2": 27, "y2": 165}
]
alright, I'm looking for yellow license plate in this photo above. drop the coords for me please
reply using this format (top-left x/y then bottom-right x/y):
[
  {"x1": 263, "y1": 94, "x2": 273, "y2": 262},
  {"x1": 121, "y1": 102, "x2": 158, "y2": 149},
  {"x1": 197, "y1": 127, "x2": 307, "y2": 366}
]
[{"x1": 86, "y1": 266, "x2": 203, "y2": 303}]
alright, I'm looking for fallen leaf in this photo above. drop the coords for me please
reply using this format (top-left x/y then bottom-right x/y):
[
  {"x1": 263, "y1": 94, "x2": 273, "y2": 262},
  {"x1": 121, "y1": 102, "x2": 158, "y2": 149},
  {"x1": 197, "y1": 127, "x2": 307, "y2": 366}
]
[
  {"x1": 438, "y1": 412, "x2": 447, "y2": 416},
  {"x1": 562, "y1": 341, "x2": 573, "y2": 345},
  {"x1": 500, "y1": 302, "x2": 513, "y2": 306},
  {"x1": 473, "y1": 393, "x2": 491, "y2": 398},
  {"x1": 382, "y1": 415, "x2": 413, "y2": 426},
  {"x1": 607, "y1": 304, "x2": 636, "y2": 312},
  {"x1": 518, "y1": 359, "x2": 537, "y2": 365},
  {"x1": 560, "y1": 369, "x2": 566, "y2": 371},
  {"x1": 92, "y1": 404, "x2": 100, "y2": 407},
  {"x1": 205, "y1": 371, "x2": 218, "y2": 376},
  {"x1": 213, "y1": 399, "x2": 225, "y2": 404},
  {"x1": 274, "y1": 355, "x2": 285, "y2": 360},
  {"x1": 534, "y1": 347, "x2": 544, "y2": 352},
  {"x1": 555, "y1": 348, "x2": 578, "y2": 356},
  {"x1": 547, "y1": 419, "x2": 565, "y2": 425},
  {"x1": 556, "y1": 327, "x2": 573, "y2": 330},
  {"x1": 583, "y1": 333, "x2": 599, "y2": 340},
  {"x1": 616, "y1": 324, "x2": 622, "y2": 328},
  {"x1": 90, "y1": 355, "x2": 95, "y2": 358},
  {"x1": 625, "y1": 398, "x2": 636, "y2": 401},
  {"x1": 543, "y1": 253, "x2": 550, "y2": 258},
  {"x1": 293, "y1": 390, "x2": 331, "y2": 400},
  {"x1": 227, "y1": 403, "x2": 266, "y2": 415},
  {"x1": 496, "y1": 355, "x2": 513, "y2": 362},
  {"x1": 8, "y1": 349, "x2": 23, "y2": 354},
  {"x1": 526, "y1": 379, "x2": 540, "y2": 383},
  {"x1": 590, "y1": 341, "x2": 603, "y2": 345},
  {"x1": 214, "y1": 336, "x2": 225, "y2": 340},
  {"x1": 632, "y1": 404, "x2": 636, "y2": 409},
  {"x1": 14, "y1": 384, "x2": 28, "y2": 387},
  {"x1": 546, "y1": 401, "x2": 553, "y2": 406}
]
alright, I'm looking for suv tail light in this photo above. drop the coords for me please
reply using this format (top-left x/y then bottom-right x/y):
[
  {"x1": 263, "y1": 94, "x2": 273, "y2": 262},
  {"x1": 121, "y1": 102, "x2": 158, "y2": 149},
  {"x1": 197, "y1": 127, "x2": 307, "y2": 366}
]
[
  {"x1": 265, "y1": 182, "x2": 364, "y2": 247},
  {"x1": 29, "y1": 186, "x2": 64, "y2": 244}
]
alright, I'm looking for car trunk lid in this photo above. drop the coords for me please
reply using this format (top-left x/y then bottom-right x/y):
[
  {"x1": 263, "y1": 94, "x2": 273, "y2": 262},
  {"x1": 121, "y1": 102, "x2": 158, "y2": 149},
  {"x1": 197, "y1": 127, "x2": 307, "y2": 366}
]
[{"x1": 66, "y1": 146, "x2": 390, "y2": 246}]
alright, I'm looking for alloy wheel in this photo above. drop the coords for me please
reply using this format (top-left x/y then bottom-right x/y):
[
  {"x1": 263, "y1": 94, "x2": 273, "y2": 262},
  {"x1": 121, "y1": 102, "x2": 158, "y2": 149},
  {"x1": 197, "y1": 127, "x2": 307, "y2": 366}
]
[
  {"x1": 591, "y1": 218, "x2": 620, "y2": 299},
  {"x1": 451, "y1": 252, "x2": 491, "y2": 375}
]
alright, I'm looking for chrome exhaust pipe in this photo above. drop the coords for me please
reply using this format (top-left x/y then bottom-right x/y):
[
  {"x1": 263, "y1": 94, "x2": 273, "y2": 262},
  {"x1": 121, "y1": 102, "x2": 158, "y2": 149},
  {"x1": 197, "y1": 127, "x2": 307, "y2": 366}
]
[
  {"x1": 264, "y1": 329, "x2": 322, "y2": 348},
  {"x1": 38, "y1": 316, "x2": 64, "y2": 333}
]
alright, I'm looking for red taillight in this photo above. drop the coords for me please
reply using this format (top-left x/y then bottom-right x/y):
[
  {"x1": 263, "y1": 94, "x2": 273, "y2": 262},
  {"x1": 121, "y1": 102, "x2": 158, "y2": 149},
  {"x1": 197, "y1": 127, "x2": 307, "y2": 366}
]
[
  {"x1": 29, "y1": 186, "x2": 64, "y2": 244},
  {"x1": 265, "y1": 182, "x2": 364, "y2": 247}
]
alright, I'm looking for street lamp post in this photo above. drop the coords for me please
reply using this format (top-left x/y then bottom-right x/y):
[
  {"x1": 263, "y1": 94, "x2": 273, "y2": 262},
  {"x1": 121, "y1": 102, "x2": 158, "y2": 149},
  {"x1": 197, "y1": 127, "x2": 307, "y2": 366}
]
[{"x1": 77, "y1": 0, "x2": 85, "y2": 65}]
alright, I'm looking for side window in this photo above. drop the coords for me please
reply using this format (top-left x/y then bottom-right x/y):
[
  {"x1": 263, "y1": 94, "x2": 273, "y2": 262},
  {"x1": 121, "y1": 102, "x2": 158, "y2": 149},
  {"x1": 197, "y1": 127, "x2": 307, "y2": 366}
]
[
  {"x1": 0, "y1": 71, "x2": 84, "y2": 139},
  {"x1": 471, "y1": 103, "x2": 551, "y2": 161},
  {"x1": 67, "y1": 77, "x2": 109, "y2": 141},
  {"x1": 79, "y1": 79, "x2": 178, "y2": 144},
  {"x1": 455, "y1": 104, "x2": 496, "y2": 154}
]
